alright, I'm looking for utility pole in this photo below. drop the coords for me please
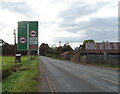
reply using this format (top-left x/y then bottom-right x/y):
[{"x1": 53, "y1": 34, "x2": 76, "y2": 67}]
[
  {"x1": 59, "y1": 41, "x2": 61, "y2": 47},
  {"x1": 13, "y1": 29, "x2": 16, "y2": 71}
]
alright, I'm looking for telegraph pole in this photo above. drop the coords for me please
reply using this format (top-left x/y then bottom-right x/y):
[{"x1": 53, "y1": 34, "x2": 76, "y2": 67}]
[
  {"x1": 59, "y1": 41, "x2": 61, "y2": 46},
  {"x1": 13, "y1": 29, "x2": 16, "y2": 71}
]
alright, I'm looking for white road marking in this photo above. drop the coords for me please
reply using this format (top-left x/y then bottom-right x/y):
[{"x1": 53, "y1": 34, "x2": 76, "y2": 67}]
[{"x1": 102, "y1": 77, "x2": 119, "y2": 85}]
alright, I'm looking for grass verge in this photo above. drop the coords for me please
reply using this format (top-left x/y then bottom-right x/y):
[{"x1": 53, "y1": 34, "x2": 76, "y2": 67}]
[
  {"x1": 2, "y1": 56, "x2": 39, "y2": 93},
  {"x1": 71, "y1": 60, "x2": 120, "y2": 69},
  {"x1": 2, "y1": 56, "x2": 15, "y2": 70}
]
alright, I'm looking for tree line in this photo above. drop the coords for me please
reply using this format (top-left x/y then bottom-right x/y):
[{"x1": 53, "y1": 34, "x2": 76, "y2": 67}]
[
  {"x1": 39, "y1": 43, "x2": 73, "y2": 56},
  {"x1": 39, "y1": 39, "x2": 95, "y2": 56},
  {"x1": 1, "y1": 39, "x2": 94, "y2": 56}
]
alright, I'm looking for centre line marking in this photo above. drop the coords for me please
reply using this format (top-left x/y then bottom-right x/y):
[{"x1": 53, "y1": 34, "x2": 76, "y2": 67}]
[{"x1": 102, "y1": 77, "x2": 119, "y2": 85}]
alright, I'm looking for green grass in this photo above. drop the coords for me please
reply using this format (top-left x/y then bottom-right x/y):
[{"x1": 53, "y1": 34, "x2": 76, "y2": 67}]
[
  {"x1": 0, "y1": 56, "x2": 2, "y2": 70},
  {"x1": 2, "y1": 56, "x2": 40, "y2": 92},
  {"x1": 2, "y1": 56, "x2": 15, "y2": 70},
  {"x1": 2, "y1": 56, "x2": 16, "y2": 80}
]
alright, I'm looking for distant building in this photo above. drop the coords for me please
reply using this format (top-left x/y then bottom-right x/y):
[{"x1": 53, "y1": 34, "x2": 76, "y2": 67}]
[
  {"x1": 85, "y1": 42, "x2": 120, "y2": 65},
  {"x1": 61, "y1": 51, "x2": 75, "y2": 60},
  {"x1": 86, "y1": 42, "x2": 119, "y2": 54}
]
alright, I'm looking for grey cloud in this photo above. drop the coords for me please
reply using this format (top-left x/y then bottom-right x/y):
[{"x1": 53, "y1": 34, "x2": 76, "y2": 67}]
[
  {"x1": 52, "y1": 36, "x2": 85, "y2": 43},
  {"x1": 52, "y1": 17, "x2": 117, "y2": 43},
  {"x1": 56, "y1": 2, "x2": 117, "y2": 43},
  {"x1": 81, "y1": 17, "x2": 118, "y2": 41},
  {"x1": 58, "y1": 2, "x2": 88, "y2": 20},
  {"x1": 0, "y1": 1, "x2": 37, "y2": 17},
  {"x1": 58, "y1": 2, "x2": 111, "y2": 22}
]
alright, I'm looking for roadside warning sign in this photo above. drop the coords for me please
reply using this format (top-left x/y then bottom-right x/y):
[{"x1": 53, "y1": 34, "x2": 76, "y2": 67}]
[
  {"x1": 30, "y1": 30, "x2": 36, "y2": 37},
  {"x1": 20, "y1": 37, "x2": 26, "y2": 44}
]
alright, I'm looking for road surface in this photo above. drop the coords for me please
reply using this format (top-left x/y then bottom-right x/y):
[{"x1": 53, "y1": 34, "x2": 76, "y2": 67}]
[{"x1": 39, "y1": 56, "x2": 118, "y2": 92}]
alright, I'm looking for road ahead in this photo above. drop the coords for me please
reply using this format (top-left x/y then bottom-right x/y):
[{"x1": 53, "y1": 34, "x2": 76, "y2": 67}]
[{"x1": 39, "y1": 56, "x2": 118, "y2": 92}]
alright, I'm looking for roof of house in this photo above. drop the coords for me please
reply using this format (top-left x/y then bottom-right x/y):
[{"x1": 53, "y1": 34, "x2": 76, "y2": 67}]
[{"x1": 61, "y1": 51, "x2": 71, "y2": 56}]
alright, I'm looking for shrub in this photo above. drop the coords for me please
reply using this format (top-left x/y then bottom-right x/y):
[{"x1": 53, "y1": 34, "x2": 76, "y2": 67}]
[
  {"x1": 46, "y1": 54, "x2": 52, "y2": 57},
  {"x1": 2, "y1": 69, "x2": 11, "y2": 80}
]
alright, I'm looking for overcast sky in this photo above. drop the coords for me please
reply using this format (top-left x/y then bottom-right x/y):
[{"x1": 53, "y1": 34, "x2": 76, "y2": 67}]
[{"x1": 0, "y1": 0, "x2": 119, "y2": 49}]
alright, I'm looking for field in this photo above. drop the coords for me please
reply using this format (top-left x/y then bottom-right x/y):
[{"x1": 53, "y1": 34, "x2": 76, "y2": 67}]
[{"x1": 2, "y1": 56, "x2": 40, "y2": 92}]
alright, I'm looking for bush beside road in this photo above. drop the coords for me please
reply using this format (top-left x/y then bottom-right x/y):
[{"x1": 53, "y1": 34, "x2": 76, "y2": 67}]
[{"x1": 46, "y1": 54, "x2": 63, "y2": 60}]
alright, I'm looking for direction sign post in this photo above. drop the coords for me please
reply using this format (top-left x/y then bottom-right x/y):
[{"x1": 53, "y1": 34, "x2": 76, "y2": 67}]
[
  {"x1": 18, "y1": 22, "x2": 28, "y2": 50},
  {"x1": 17, "y1": 21, "x2": 38, "y2": 63},
  {"x1": 18, "y1": 21, "x2": 38, "y2": 50},
  {"x1": 29, "y1": 22, "x2": 38, "y2": 50}
]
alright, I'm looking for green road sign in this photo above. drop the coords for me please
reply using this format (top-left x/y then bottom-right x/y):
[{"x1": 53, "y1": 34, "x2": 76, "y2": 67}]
[
  {"x1": 17, "y1": 21, "x2": 38, "y2": 51},
  {"x1": 29, "y1": 22, "x2": 38, "y2": 50}
]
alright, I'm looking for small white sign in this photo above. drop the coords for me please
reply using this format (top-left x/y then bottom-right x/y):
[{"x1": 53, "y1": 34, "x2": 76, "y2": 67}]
[
  {"x1": 16, "y1": 54, "x2": 21, "y2": 56},
  {"x1": 30, "y1": 37, "x2": 38, "y2": 44}
]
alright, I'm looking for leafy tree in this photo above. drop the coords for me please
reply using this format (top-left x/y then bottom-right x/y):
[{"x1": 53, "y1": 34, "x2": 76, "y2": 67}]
[
  {"x1": 61, "y1": 43, "x2": 73, "y2": 53},
  {"x1": 80, "y1": 39, "x2": 95, "y2": 51},
  {"x1": 39, "y1": 43, "x2": 49, "y2": 56},
  {"x1": 54, "y1": 46, "x2": 63, "y2": 55}
]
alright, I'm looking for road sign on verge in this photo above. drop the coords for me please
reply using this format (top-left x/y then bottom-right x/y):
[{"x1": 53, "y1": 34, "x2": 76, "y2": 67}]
[{"x1": 17, "y1": 21, "x2": 38, "y2": 51}]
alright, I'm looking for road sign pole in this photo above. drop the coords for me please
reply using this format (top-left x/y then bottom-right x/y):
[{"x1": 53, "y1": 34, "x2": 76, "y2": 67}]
[{"x1": 27, "y1": 23, "x2": 30, "y2": 63}]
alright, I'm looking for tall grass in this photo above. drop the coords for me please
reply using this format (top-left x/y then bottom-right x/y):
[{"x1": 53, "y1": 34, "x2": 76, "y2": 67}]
[{"x1": 2, "y1": 56, "x2": 40, "y2": 92}]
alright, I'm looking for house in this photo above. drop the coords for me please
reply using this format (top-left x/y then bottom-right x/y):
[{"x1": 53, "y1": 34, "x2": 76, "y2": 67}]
[
  {"x1": 85, "y1": 42, "x2": 120, "y2": 65},
  {"x1": 61, "y1": 51, "x2": 75, "y2": 60}
]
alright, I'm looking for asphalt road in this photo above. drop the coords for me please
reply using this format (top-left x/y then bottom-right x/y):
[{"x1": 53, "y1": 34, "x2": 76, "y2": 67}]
[{"x1": 39, "y1": 56, "x2": 118, "y2": 92}]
